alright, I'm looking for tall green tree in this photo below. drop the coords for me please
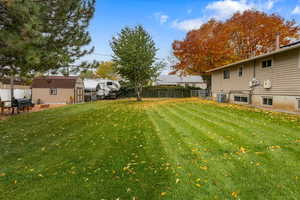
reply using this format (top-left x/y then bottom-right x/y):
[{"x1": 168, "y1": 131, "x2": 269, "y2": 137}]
[
  {"x1": 96, "y1": 61, "x2": 119, "y2": 80},
  {"x1": 0, "y1": 0, "x2": 96, "y2": 100},
  {"x1": 38, "y1": 0, "x2": 97, "y2": 75},
  {"x1": 80, "y1": 70, "x2": 97, "y2": 79},
  {"x1": 110, "y1": 25, "x2": 162, "y2": 101},
  {"x1": 0, "y1": 0, "x2": 44, "y2": 98}
]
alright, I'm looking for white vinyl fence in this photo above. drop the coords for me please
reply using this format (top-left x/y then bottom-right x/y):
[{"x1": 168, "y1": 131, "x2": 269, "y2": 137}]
[{"x1": 0, "y1": 89, "x2": 31, "y2": 106}]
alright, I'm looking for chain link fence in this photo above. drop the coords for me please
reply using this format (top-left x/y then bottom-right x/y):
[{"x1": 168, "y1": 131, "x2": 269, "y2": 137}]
[{"x1": 190, "y1": 90, "x2": 209, "y2": 98}]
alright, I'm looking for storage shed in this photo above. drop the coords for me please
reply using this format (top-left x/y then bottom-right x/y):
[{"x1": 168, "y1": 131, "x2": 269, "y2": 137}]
[{"x1": 31, "y1": 76, "x2": 84, "y2": 104}]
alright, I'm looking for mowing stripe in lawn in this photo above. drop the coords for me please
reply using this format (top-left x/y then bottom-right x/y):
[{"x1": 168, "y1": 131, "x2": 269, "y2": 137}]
[{"x1": 147, "y1": 101, "x2": 300, "y2": 199}]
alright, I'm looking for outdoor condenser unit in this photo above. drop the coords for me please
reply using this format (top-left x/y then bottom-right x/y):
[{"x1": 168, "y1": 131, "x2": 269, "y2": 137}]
[
  {"x1": 263, "y1": 80, "x2": 272, "y2": 89},
  {"x1": 217, "y1": 93, "x2": 227, "y2": 103}
]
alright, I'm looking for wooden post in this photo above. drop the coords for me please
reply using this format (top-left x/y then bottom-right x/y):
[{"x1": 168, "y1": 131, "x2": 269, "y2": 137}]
[{"x1": 10, "y1": 74, "x2": 14, "y2": 103}]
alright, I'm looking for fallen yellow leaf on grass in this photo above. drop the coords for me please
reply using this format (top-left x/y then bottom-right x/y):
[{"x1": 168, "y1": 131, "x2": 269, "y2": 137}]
[
  {"x1": 0, "y1": 173, "x2": 5, "y2": 177},
  {"x1": 239, "y1": 147, "x2": 247, "y2": 153},
  {"x1": 231, "y1": 192, "x2": 238, "y2": 198},
  {"x1": 161, "y1": 192, "x2": 167, "y2": 196},
  {"x1": 200, "y1": 166, "x2": 208, "y2": 170},
  {"x1": 195, "y1": 184, "x2": 202, "y2": 187},
  {"x1": 270, "y1": 145, "x2": 281, "y2": 149},
  {"x1": 295, "y1": 140, "x2": 300, "y2": 143},
  {"x1": 255, "y1": 152, "x2": 264, "y2": 155},
  {"x1": 176, "y1": 178, "x2": 180, "y2": 184}
]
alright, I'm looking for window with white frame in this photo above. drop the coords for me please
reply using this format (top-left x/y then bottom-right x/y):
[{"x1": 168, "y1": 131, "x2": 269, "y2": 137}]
[
  {"x1": 234, "y1": 96, "x2": 248, "y2": 103},
  {"x1": 50, "y1": 88, "x2": 57, "y2": 95},
  {"x1": 223, "y1": 70, "x2": 230, "y2": 79},
  {"x1": 262, "y1": 59, "x2": 272, "y2": 68},
  {"x1": 262, "y1": 97, "x2": 273, "y2": 106}
]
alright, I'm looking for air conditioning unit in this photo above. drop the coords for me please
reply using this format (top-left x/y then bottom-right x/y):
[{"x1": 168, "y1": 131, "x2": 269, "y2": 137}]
[
  {"x1": 249, "y1": 78, "x2": 260, "y2": 88},
  {"x1": 249, "y1": 81, "x2": 253, "y2": 87},
  {"x1": 263, "y1": 80, "x2": 272, "y2": 89},
  {"x1": 217, "y1": 93, "x2": 227, "y2": 103}
]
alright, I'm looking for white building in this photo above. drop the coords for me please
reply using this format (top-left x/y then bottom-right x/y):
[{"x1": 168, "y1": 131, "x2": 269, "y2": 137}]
[{"x1": 154, "y1": 75, "x2": 207, "y2": 89}]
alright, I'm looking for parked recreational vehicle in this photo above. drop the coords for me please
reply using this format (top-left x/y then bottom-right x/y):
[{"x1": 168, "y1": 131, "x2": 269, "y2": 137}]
[{"x1": 84, "y1": 79, "x2": 120, "y2": 101}]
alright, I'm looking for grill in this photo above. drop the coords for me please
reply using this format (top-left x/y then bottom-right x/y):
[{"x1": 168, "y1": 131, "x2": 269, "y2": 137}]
[{"x1": 11, "y1": 98, "x2": 34, "y2": 114}]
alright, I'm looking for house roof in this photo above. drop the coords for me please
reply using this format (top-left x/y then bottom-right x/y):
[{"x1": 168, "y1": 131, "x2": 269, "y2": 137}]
[
  {"x1": 156, "y1": 75, "x2": 203, "y2": 85},
  {"x1": 206, "y1": 42, "x2": 300, "y2": 73},
  {"x1": 0, "y1": 78, "x2": 28, "y2": 86},
  {"x1": 32, "y1": 76, "x2": 80, "y2": 89}
]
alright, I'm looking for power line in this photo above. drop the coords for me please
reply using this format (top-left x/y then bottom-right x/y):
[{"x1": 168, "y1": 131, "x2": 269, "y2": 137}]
[{"x1": 90, "y1": 53, "x2": 166, "y2": 60}]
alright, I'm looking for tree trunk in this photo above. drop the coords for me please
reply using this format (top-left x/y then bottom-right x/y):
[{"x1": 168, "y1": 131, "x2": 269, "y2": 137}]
[
  {"x1": 136, "y1": 85, "x2": 142, "y2": 101},
  {"x1": 202, "y1": 74, "x2": 211, "y2": 96},
  {"x1": 10, "y1": 74, "x2": 14, "y2": 103}
]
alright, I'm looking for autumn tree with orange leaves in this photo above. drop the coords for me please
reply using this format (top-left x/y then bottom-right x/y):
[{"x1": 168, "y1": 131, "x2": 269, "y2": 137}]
[{"x1": 172, "y1": 10, "x2": 300, "y2": 77}]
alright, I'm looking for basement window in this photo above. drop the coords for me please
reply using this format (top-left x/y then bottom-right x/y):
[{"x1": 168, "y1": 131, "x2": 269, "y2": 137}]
[
  {"x1": 223, "y1": 70, "x2": 230, "y2": 79},
  {"x1": 234, "y1": 96, "x2": 248, "y2": 103},
  {"x1": 262, "y1": 97, "x2": 273, "y2": 106},
  {"x1": 50, "y1": 88, "x2": 57, "y2": 95},
  {"x1": 262, "y1": 59, "x2": 272, "y2": 68}
]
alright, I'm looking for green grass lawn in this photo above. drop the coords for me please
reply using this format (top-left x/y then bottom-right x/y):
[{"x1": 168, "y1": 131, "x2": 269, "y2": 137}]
[{"x1": 0, "y1": 99, "x2": 300, "y2": 200}]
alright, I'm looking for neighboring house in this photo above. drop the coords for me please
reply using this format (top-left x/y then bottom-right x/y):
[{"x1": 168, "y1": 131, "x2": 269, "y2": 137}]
[
  {"x1": 154, "y1": 75, "x2": 207, "y2": 89},
  {"x1": 0, "y1": 78, "x2": 30, "y2": 89},
  {"x1": 207, "y1": 41, "x2": 300, "y2": 112},
  {"x1": 31, "y1": 76, "x2": 84, "y2": 104}
]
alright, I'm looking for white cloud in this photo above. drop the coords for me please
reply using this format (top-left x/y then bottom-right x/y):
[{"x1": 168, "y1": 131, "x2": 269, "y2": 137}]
[
  {"x1": 172, "y1": 18, "x2": 203, "y2": 32},
  {"x1": 154, "y1": 12, "x2": 169, "y2": 24},
  {"x1": 206, "y1": 0, "x2": 277, "y2": 19},
  {"x1": 171, "y1": 0, "x2": 279, "y2": 32},
  {"x1": 160, "y1": 15, "x2": 169, "y2": 24},
  {"x1": 206, "y1": 0, "x2": 252, "y2": 20},
  {"x1": 292, "y1": 6, "x2": 300, "y2": 15},
  {"x1": 256, "y1": 0, "x2": 278, "y2": 10},
  {"x1": 264, "y1": 0, "x2": 276, "y2": 10}
]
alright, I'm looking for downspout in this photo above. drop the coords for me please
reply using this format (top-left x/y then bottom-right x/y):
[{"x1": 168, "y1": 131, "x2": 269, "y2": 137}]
[{"x1": 249, "y1": 60, "x2": 256, "y2": 105}]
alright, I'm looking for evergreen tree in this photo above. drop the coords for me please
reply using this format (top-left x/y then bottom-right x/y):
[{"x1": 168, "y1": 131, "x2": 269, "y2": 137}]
[
  {"x1": 0, "y1": 0, "x2": 96, "y2": 100},
  {"x1": 0, "y1": 0, "x2": 44, "y2": 98}
]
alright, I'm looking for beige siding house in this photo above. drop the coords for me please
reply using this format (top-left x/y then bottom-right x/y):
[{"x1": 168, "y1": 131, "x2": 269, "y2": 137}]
[
  {"x1": 208, "y1": 42, "x2": 300, "y2": 112},
  {"x1": 32, "y1": 76, "x2": 84, "y2": 104}
]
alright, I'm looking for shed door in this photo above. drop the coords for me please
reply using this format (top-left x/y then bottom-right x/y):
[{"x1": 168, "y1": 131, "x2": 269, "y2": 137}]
[{"x1": 76, "y1": 88, "x2": 84, "y2": 103}]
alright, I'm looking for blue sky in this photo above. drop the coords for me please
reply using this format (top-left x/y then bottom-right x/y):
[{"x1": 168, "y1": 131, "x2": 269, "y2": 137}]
[{"x1": 83, "y1": 0, "x2": 300, "y2": 70}]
